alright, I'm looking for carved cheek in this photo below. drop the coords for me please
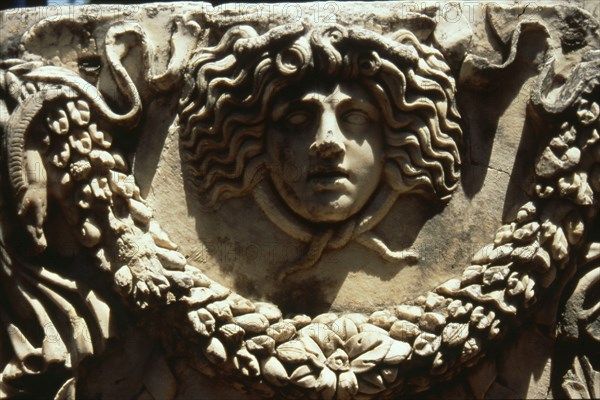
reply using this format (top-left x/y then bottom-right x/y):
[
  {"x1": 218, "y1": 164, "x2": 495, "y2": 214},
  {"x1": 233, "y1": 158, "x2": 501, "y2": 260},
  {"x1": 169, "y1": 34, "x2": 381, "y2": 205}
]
[
  {"x1": 280, "y1": 145, "x2": 304, "y2": 186},
  {"x1": 348, "y1": 132, "x2": 383, "y2": 179},
  {"x1": 267, "y1": 130, "x2": 285, "y2": 170}
]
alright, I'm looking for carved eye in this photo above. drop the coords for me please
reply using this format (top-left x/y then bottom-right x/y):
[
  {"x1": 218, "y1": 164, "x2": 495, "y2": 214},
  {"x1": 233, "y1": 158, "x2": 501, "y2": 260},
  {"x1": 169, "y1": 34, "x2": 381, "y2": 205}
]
[
  {"x1": 286, "y1": 111, "x2": 310, "y2": 127},
  {"x1": 342, "y1": 111, "x2": 370, "y2": 125}
]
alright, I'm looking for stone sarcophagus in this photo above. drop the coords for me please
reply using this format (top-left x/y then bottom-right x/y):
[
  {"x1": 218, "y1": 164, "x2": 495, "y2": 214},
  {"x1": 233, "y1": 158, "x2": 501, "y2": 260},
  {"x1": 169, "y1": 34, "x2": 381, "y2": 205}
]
[{"x1": 0, "y1": 1, "x2": 599, "y2": 399}]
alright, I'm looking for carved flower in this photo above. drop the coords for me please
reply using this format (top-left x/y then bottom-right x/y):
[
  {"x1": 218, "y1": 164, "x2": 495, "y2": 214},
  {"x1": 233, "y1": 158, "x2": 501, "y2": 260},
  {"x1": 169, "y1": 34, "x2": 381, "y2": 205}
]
[
  {"x1": 325, "y1": 348, "x2": 349, "y2": 372},
  {"x1": 274, "y1": 324, "x2": 412, "y2": 399}
]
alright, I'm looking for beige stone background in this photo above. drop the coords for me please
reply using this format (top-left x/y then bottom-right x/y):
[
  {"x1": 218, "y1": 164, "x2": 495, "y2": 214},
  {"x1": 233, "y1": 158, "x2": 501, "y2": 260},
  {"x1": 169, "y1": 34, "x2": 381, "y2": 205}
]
[{"x1": 134, "y1": 1, "x2": 597, "y2": 314}]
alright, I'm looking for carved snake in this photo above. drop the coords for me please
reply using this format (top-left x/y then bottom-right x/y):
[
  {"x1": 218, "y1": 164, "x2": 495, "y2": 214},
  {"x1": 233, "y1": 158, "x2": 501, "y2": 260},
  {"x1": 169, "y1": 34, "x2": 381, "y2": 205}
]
[{"x1": 2, "y1": 20, "x2": 193, "y2": 204}]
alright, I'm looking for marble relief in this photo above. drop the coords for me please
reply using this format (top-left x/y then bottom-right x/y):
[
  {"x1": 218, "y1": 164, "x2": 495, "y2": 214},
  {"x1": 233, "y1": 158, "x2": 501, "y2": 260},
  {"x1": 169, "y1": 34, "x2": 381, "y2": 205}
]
[
  {"x1": 178, "y1": 23, "x2": 462, "y2": 279},
  {"x1": 0, "y1": 2, "x2": 599, "y2": 399}
]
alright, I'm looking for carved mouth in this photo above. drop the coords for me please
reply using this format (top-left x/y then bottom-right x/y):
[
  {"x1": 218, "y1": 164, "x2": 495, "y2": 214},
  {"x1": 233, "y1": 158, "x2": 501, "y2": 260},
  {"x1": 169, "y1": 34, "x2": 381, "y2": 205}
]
[{"x1": 307, "y1": 166, "x2": 349, "y2": 184}]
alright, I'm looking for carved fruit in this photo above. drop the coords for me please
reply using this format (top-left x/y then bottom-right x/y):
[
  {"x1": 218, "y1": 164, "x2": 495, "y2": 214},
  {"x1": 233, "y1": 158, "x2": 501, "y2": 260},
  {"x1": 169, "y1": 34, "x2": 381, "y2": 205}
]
[
  {"x1": 114, "y1": 266, "x2": 133, "y2": 294},
  {"x1": 325, "y1": 348, "x2": 349, "y2": 372},
  {"x1": 276, "y1": 340, "x2": 309, "y2": 363},
  {"x1": 289, "y1": 365, "x2": 317, "y2": 388},
  {"x1": 219, "y1": 324, "x2": 245, "y2": 343},
  {"x1": 183, "y1": 287, "x2": 217, "y2": 306},
  {"x1": 51, "y1": 142, "x2": 70, "y2": 168},
  {"x1": 266, "y1": 321, "x2": 296, "y2": 343},
  {"x1": 255, "y1": 302, "x2": 283, "y2": 324},
  {"x1": 332, "y1": 317, "x2": 359, "y2": 341},
  {"x1": 203, "y1": 337, "x2": 227, "y2": 364},
  {"x1": 226, "y1": 293, "x2": 256, "y2": 315},
  {"x1": 291, "y1": 314, "x2": 312, "y2": 329},
  {"x1": 384, "y1": 339, "x2": 412, "y2": 364},
  {"x1": 246, "y1": 335, "x2": 275, "y2": 354},
  {"x1": 233, "y1": 347, "x2": 260, "y2": 377},
  {"x1": 368, "y1": 310, "x2": 397, "y2": 329},
  {"x1": 347, "y1": 332, "x2": 392, "y2": 373},
  {"x1": 358, "y1": 323, "x2": 388, "y2": 335},
  {"x1": 206, "y1": 301, "x2": 233, "y2": 323},
  {"x1": 447, "y1": 299, "x2": 473, "y2": 318},
  {"x1": 129, "y1": 198, "x2": 152, "y2": 226},
  {"x1": 472, "y1": 243, "x2": 494, "y2": 264},
  {"x1": 260, "y1": 356, "x2": 289, "y2": 387},
  {"x1": 413, "y1": 332, "x2": 441, "y2": 357},
  {"x1": 395, "y1": 305, "x2": 423, "y2": 322},
  {"x1": 233, "y1": 313, "x2": 269, "y2": 334},
  {"x1": 69, "y1": 159, "x2": 92, "y2": 180},
  {"x1": 155, "y1": 247, "x2": 186, "y2": 271},
  {"x1": 80, "y1": 217, "x2": 101, "y2": 247},
  {"x1": 419, "y1": 313, "x2": 446, "y2": 333},
  {"x1": 337, "y1": 370, "x2": 359, "y2": 400},
  {"x1": 300, "y1": 323, "x2": 343, "y2": 357},
  {"x1": 88, "y1": 149, "x2": 115, "y2": 170},
  {"x1": 389, "y1": 320, "x2": 421, "y2": 342},
  {"x1": 312, "y1": 313, "x2": 338, "y2": 326},
  {"x1": 460, "y1": 337, "x2": 482, "y2": 363},
  {"x1": 315, "y1": 367, "x2": 337, "y2": 400},
  {"x1": 357, "y1": 370, "x2": 386, "y2": 394},
  {"x1": 442, "y1": 323, "x2": 469, "y2": 347}
]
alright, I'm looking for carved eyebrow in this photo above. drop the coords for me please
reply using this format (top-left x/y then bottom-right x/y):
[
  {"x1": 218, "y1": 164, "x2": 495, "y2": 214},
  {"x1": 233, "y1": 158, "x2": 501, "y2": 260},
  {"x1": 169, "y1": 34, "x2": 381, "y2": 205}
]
[
  {"x1": 336, "y1": 98, "x2": 379, "y2": 117},
  {"x1": 271, "y1": 97, "x2": 323, "y2": 121}
]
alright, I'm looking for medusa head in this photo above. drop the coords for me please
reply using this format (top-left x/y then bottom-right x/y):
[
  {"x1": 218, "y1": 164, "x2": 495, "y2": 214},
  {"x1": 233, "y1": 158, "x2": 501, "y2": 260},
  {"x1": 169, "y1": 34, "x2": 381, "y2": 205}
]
[{"x1": 179, "y1": 22, "x2": 462, "y2": 276}]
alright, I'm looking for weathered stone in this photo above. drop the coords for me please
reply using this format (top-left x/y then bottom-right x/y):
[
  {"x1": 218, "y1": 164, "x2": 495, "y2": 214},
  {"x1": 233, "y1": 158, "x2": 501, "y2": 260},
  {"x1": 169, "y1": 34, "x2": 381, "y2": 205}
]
[
  {"x1": 266, "y1": 322, "x2": 297, "y2": 344},
  {"x1": 389, "y1": 320, "x2": 421, "y2": 343},
  {"x1": 368, "y1": 310, "x2": 398, "y2": 330},
  {"x1": 233, "y1": 314, "x2": 269, "y2": 335},
  {"x1": 395, "y1": 305, "x2": 423, "y2": 323},
  {"x1": 1, "y1": 2, "x2": 599, "y2": 399}
]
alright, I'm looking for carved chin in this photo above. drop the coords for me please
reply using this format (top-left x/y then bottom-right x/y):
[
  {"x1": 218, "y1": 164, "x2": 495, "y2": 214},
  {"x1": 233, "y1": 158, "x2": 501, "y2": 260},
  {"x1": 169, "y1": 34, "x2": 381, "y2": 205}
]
[
  {"x1": 295, "y1": 195, "x2": 359, "y2": 223},
  {"x1": 274, "y1": 181, "x2": 363, "y2": 223}
]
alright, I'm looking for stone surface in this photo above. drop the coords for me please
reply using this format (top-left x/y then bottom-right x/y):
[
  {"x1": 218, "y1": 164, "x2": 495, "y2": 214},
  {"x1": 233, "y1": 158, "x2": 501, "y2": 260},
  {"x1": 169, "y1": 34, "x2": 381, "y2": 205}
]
[{"x1": 0, "y1": 1, "x2": 599, "y2": 399}]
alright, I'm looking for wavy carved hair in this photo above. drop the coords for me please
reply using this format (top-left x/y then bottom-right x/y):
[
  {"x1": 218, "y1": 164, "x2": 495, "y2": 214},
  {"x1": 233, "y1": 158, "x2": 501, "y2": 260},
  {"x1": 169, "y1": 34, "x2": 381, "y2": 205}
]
[{"x1": 179, "y1": 22, "x2": 462, "y2": 209}]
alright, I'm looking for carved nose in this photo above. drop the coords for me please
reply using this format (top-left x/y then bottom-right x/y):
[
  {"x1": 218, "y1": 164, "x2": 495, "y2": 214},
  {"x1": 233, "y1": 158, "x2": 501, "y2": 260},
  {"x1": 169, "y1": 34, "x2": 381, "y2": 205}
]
[{"x1": 310, "y1": 115, "x2": 345, "y2": 158}]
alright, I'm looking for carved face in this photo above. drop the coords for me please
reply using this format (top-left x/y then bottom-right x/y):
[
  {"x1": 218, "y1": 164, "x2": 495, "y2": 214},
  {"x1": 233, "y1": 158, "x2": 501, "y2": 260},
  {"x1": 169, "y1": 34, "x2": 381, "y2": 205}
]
[{"x1": 266, "y1": 83, "x2": 384, "y2": 223}]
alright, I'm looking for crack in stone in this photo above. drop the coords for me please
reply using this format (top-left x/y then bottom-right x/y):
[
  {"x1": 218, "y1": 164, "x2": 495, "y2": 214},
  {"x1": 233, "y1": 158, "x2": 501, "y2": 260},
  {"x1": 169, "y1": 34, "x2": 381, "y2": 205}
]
[
  {"x1": 486, "y1": 165, "x2": 511, "y2": 177},
  {"x1": 485, "y1": 165, "x2": 532, "y2": 196}
]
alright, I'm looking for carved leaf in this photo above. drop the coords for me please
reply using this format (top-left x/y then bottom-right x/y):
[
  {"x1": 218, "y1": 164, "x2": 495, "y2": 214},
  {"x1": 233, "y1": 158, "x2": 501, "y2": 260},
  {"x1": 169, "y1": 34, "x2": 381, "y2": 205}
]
[
  {"x1": 346, "y1": 332, "x2": 392, "y2": 373},
  {"x1": 337, "y1": 371, "x2": 358, "y2": 400},
  {"x1": 260, "y1": 356, "x2": 289, "y2": 387},
  {"x1": 276, "y1": 340, "x2": 310, "y2": 364},
  {"x1": 562, "y1": 356, "x2": 600, "y2": 399},
  {"x1": 289, "y1": 365, "x2": 318, "y2": 389},
  {"x1": 315, "y1": 367, "x2": 337, "y2": 400}
]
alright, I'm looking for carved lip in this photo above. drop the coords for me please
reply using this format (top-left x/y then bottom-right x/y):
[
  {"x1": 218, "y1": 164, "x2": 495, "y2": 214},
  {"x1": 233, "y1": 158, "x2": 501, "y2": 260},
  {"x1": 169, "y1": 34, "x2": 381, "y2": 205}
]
[{"x1": 307, "y1": 165, "x2": 349, "y2": 185}]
